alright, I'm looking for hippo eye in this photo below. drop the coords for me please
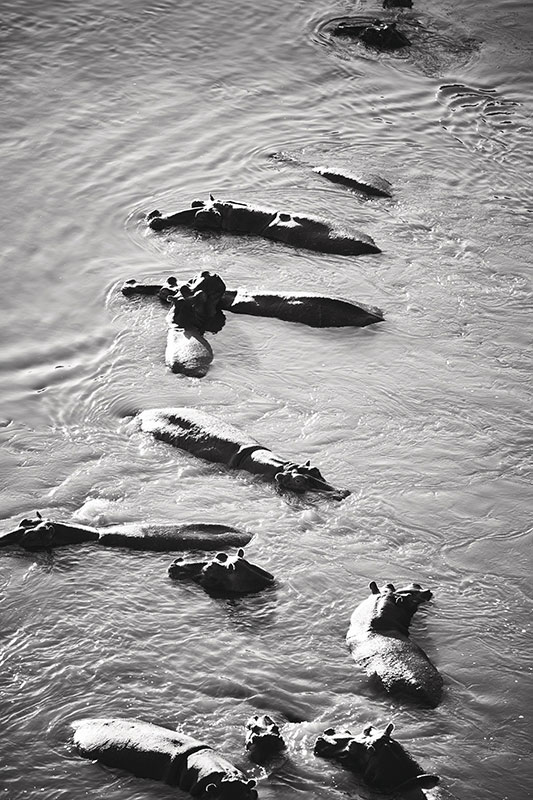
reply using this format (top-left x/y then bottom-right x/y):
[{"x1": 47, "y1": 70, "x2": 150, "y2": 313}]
[{"x1": 324, "y1": 728, "x2": 335, "y2": 736}]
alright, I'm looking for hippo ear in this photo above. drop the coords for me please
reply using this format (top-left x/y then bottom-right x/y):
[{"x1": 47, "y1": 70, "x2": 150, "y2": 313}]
[
  {"x1": 323, "y1": 728, "x2": 335, "y2": 736},
  {"x1": 167, "y1": 276, "x2": 178, "y2": 286},
  {"x1": 237, "y1": 548, "x2": 245, "y2": 558},
  {"x1": 36, "y1": 511, "x2": 42, "y2": 519},
  {"x1": 384, "y1": 723, "x2": 394, "y2": 737},
  {"x1": 305, "y1": 460, "x2": 311, "y2": 467},
  {"x1": 216, "y1": 552, "x2": 228, "y2": 562},
  {"x1": 247, "y1": 779, "x2": 257, "y2": 788},
  {"x1": 227, "y1": 562, "x2": 235, "y2": 571},
  {"x1": 209, "y1": 193, "x2": 215, "y2": 202},
  {"x1": 369, "y1": 581, "x2": 380, "y2": 594},
  {"x1": 385, "y1": 583, "x2": 396, "y2": 592},
  {"x1": 363, "y1": 725, "x2": 373, "y2": 736},
  {"x1": 412, "y1": 582, "x2": 422, "y2": 589}
]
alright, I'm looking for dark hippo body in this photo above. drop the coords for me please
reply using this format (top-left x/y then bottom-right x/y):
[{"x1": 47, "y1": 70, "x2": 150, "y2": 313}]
[
  {"x1": 1, "y1": 514, "x2": 252, "y2": 552},
  {"x1": 332, "y1": 18, "x2": 411, "y2": 50},
  {"x1": 122, "y1": 277, "x2": 384, "y2": 328},
  {"x1": 221, "y1": 288, "x2": 384, "y2": 327},
  {"x1": 244, "y1": 714, "x2": 286, "y2": 764},
  {"x1": 312, "y1": 166, "x2": 392, "y2": 198},
  {"x1": 346, "y1": 581, "x2": 443, "y2": 707},
  {"x1": 139, "y1": 407, "x2": 350, "y2": 501},
  {"x1": 169, "y1": 548, "x2": 275, "y2": 596},
  {"x1": 315, "y1": 722, "x2": 439, "y2": 793},
  {"x1": 72, "y1": 718, "x2": 257, "y2": 799},
  {"x1": 147, "y1": 197, "x2": 380, "y2": 256}
]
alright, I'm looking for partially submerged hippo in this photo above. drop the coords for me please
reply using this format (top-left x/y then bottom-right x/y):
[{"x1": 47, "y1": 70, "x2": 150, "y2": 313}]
[
  {"x1": 72, "y1": 717, "x2": 257, "y2": 799},
  {"x1": 314, "y1": 722, "x2": 439, "y2": 793},
  {"x1": 0, "y1": 513, "x2": 252, "y2": 552},
  {"x1": 244, "y1": 714, "x2": 286, "y2": 764},
  {"x1": 312, "y1": 166, "x2": 392, "y2": 198},
  {"x1": 122, "y1": 276, "x2": 384, "y2": 328},
  {"x1": 139, "y1": 407, "x2": 350, "y2": 501},
  {"x1": 147, "y1": 196, "x2": 381, "y2": 256},
  {"x1": 168, "y1": 548, "x2": 275, "y2": 596},
  {"x1": 332, "y1": 19, "x2": 411, "y2": 50},
  {"x1": 346, "y1": 581, "x2": 443, "y2": 707},
  {"x1": 164, "y1": 271, "x2": 227, "y2": 377}
]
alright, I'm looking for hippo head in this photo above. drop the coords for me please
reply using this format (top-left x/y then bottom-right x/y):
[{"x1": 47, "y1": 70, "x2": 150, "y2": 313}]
[
  {"x1": 314, "y1": 727, "x2": 355, "y2": 760},
  {"x1": 348, "y1": 723, "x2": 439, "y2": 792},
  {"x1": 369, "y1": 581, "x2": 433, "y2": 635},
  {"x1": 19, "y1": 520, "x2": 57, "y2": 549},
  {"x1": 245, "y1": 714, "x2": 285, "y2": 762},
  {"x1": 200, "y1": 549, "x2": 275, "y2": 596},
  {"x1": 205, "y1": 777, "x2": 257, "y2": 799},
  {"x1": 275, "y1": 461, "x2": 350, "y2": 501},
  {"x1": 193, "y1": 195, "x2": 223, "y2": 231}
]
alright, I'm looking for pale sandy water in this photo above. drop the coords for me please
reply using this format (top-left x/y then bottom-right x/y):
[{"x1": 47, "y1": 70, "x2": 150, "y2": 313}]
[{"x1": 0, "y1": 0, "x2": 532, "y2": 798}]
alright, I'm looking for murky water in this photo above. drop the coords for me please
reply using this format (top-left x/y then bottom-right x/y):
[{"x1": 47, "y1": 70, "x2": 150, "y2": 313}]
[{"x1": 0, "y1": 0, "x2": 532, "y2": 798}]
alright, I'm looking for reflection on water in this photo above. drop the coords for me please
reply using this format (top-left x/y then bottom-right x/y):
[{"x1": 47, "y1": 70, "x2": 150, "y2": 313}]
[{"x1": 0, "y1": 0, "x2": 532, "y2": 798}]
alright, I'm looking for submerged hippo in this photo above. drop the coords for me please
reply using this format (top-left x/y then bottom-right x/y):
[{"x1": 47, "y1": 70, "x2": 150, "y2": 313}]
[
  {"x1": 147, "y1": 196, "x2": 380, "y2": 256},
  {"x1": 168, "y1": 548, "x2": 275, "y2": 596},
  {"x1": 244, "y1": 714, "x2": 286, "y2": 764},
  {"x1": 332, "y1": 18, "x2": 411, "y2": 50},
  {"x1": 72, "y1": 718, "x2": 257, "y2": 799},
  {"x1": 346, "y1": 581, "x2": 443, "y2": 707},
  {"x1": 314, "y1": 722, "x2": 439, "y2": 793},
  {"x1": 122, "y1": 276, "x2": 384, "y2": 328},
  {"x1": 0, "y1": 513, "x2": 252, "y2": 552},
  {"x1": 139, "y1": 407, "x2": 350, "y2": 501}
]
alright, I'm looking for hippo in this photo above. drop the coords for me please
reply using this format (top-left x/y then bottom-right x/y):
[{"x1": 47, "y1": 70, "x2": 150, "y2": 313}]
[
  {"x1": 314, "y1": 722, "x2": 439, "y2": 793},
  {"x1": 122, "y1": 276, "x2": 384, "y2": 328},
  {"x1": 346, "y1": 581, "x2": 443, "y2": 707},
  {"x1": 147, "y1": 196, "x2": 381, "y2": 256},
  {"x1": 72, "y1": 717, "x2": 257, "y2": 799},
  {"x1": 0, "y1": 513, "x2": 253, "y2": 552},
  {"x1": 383, "y1": 0, "x2": 412, "y2": 7},
  {"x1": 162, "y1": 271, "x2": 227, "y2": 377},
  {"x1": 332, "y1": 19, "x2": 411, "y2": 50},
  {"x1": 269, "y1": 151, "x2": 392, "y2": 200},
  {"x1": 312, "y1": 167, "x2": 392, "y2": 198},
  {"x1": 168, "y1": 548, "x2": 274, "y2": 596},
  {"x1": 244, "y1": 714, "x2": 286, "y2": 764},
  {"x1": 139, "y1": 407, "x2": 350, "y2": 501}
]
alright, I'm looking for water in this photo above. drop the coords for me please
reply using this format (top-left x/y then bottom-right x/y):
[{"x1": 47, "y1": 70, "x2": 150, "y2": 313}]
[{"x1": 0, "y1": 0, "x2": 532, "y2": 797}]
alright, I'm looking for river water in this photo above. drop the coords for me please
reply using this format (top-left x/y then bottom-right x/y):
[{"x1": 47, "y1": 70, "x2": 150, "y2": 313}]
[{"x1": 0, "y1": 0, "x2": 532, "y2": 798}]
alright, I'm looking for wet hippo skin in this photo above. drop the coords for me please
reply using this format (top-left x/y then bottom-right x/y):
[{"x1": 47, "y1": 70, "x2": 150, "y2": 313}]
[
  {"x1": 147, "y1": 197, "x2": 381, "y2": 256},
  {"x1": 139, "y1": 407, "x2": 350, "y2": 501},
  {"x1": 72, "y1": 717, "x2": 258, "y2": 799},
  {"x1": 346, "y1": 581, "x2": 443, "y2": 707}
]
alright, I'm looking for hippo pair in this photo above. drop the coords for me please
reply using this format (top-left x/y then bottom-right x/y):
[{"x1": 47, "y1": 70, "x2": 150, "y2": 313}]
[
  {"x1": 148, "y1": 196, "x2": 380, "y2": 256},
  {"x1": 122, "y1": 274, "x2": 385, "y2": 329},
  {"x1": 72, "y1": 715, "x2": 437, "y2": 798},
  {"x1": 139, "y1": 407, "x2": 350, "y2": 502}
]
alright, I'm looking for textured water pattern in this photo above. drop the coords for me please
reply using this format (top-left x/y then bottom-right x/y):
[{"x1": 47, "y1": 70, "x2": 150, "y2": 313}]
[{"x1": 0, "y1": 0, "x2": 532, "y2": 799}]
